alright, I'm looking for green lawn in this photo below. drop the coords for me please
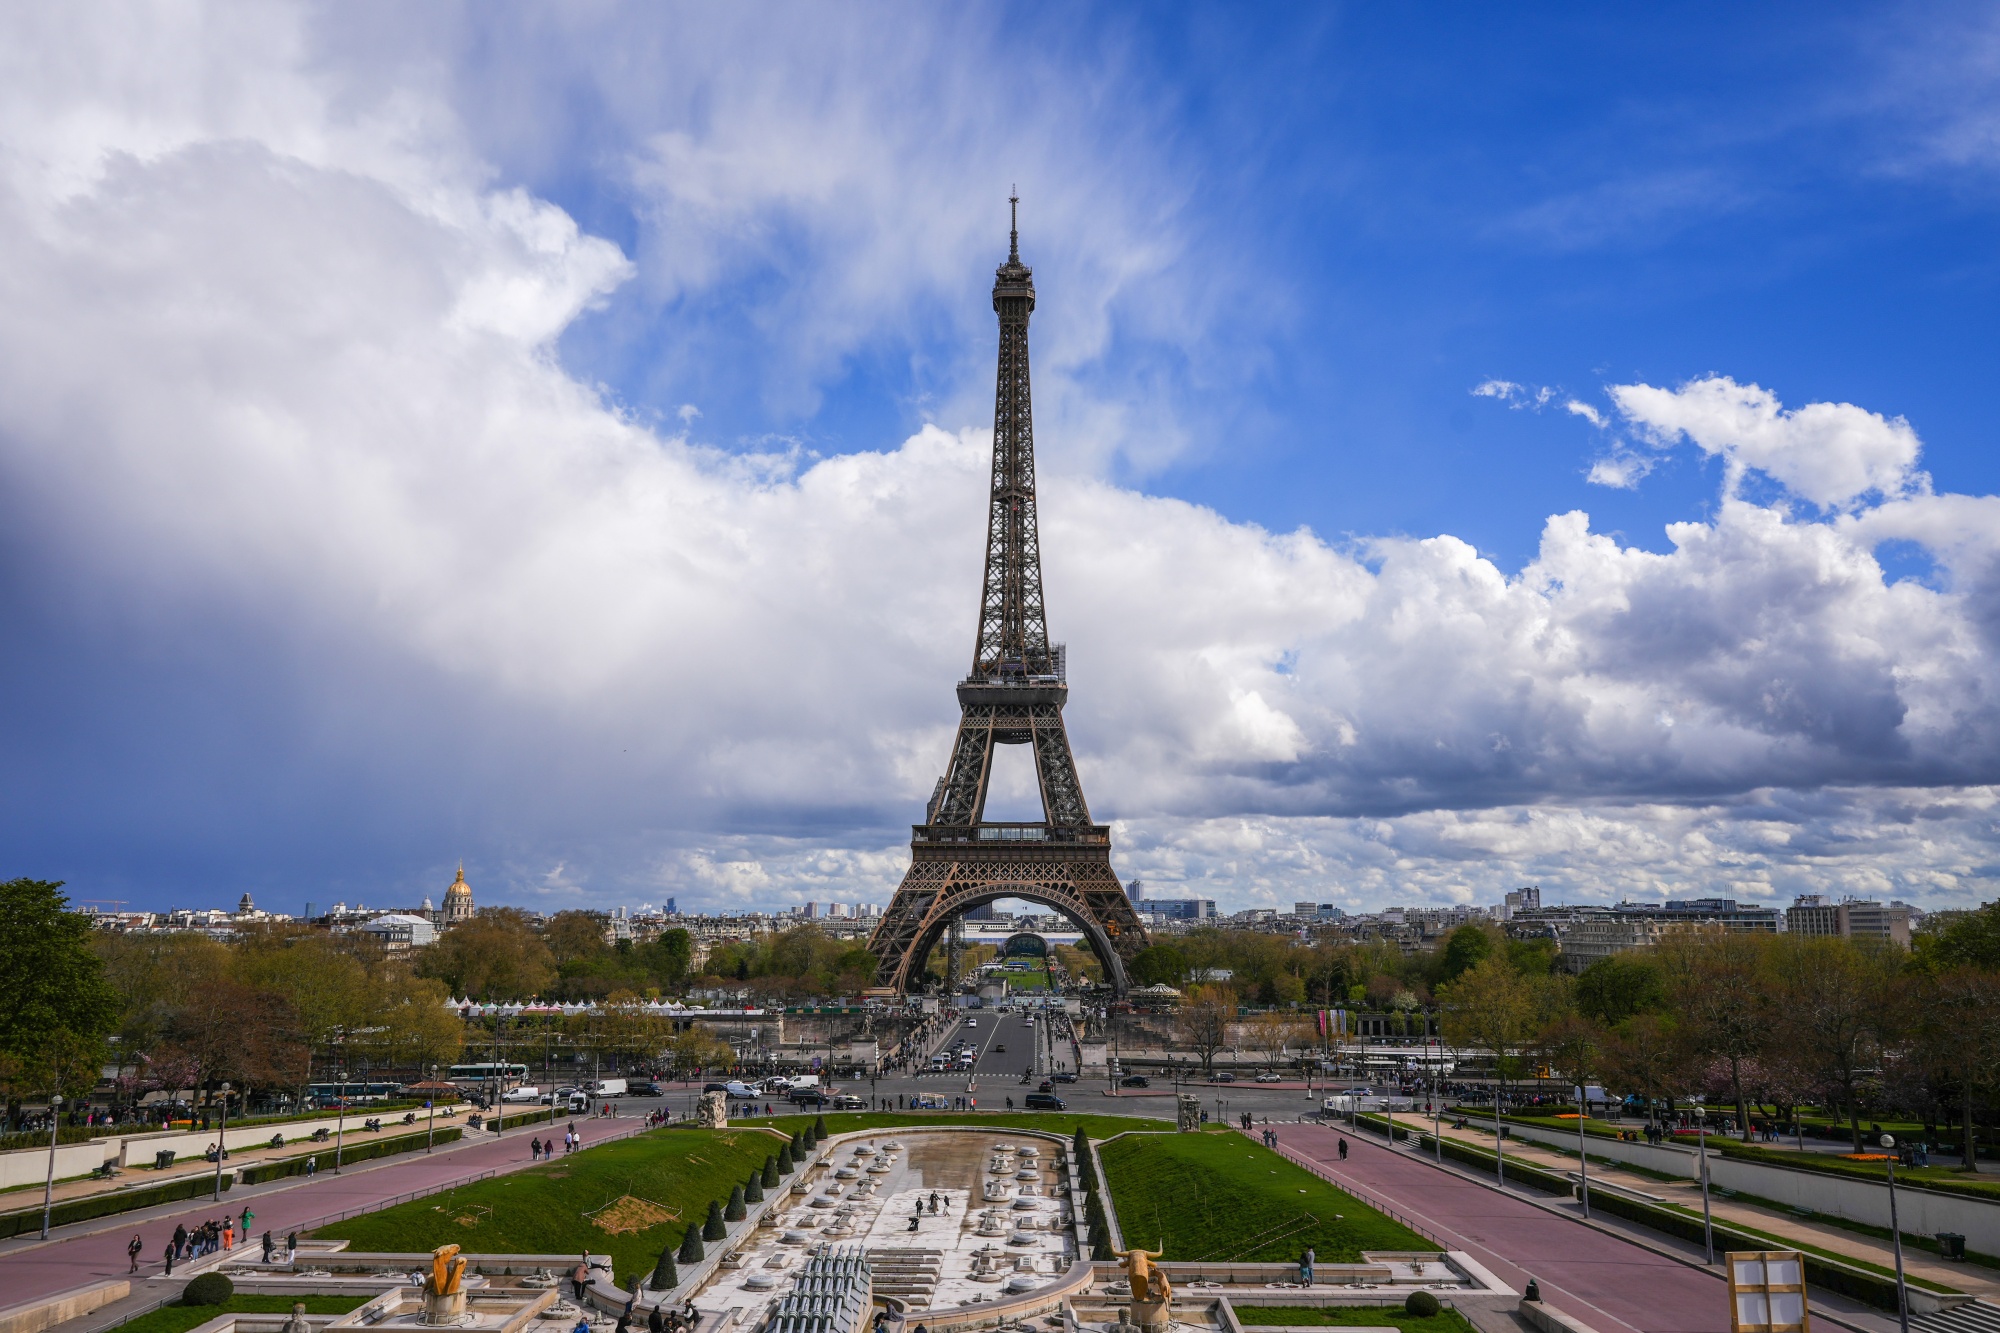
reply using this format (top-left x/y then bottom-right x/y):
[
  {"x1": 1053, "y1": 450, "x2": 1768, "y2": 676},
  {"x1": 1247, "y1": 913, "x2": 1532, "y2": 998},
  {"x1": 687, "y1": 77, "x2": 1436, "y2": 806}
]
[
  {"x1": 732, "y1": 1111, "x2": 1174, "y2": 1139},
  {"x1": 1231, "y1": 1307, "x2": 1473, "y2": 1333},
  {"x1": 116, "y1": 1296, "x2": 366, "y2": 1333},
  {"x1": 1098, "y1": 1132, "x2": 1429, "y2": 1262},
  {"x1": 314, "y1": 1128, "x2": 784, "y2": 1289}
]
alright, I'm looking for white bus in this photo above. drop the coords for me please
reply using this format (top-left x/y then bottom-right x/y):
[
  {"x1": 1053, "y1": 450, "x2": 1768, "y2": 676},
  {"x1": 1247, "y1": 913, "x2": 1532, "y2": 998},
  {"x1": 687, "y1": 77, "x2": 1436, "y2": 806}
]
[{"x1": 449, "y1": 1062, "x2": 530, "y2": 1090}]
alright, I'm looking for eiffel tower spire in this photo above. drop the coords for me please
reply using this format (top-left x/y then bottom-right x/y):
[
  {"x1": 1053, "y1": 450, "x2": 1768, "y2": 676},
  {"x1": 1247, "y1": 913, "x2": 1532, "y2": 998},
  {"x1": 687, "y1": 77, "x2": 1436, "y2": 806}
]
[
  {"x1": 974, "y1": 187, "x2": 1052, "y2": 680},
  {"x1": 864, "y1": 198, "x2": 1147, "y2": 996}
]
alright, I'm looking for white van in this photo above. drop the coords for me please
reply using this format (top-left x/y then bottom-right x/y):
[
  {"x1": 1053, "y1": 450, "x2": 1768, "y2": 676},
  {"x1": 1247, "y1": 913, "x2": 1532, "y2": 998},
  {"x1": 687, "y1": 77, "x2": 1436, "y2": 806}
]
[
  {"x1": 500, "y1": 1085, "x2": 541, "y2": 1103},
  {"x1": 590, "y1": 1078, "x2": 628, "y2": 1098},
  {"x1": 724, "y1": 1080, "x2": 758, "y2": 1098}
]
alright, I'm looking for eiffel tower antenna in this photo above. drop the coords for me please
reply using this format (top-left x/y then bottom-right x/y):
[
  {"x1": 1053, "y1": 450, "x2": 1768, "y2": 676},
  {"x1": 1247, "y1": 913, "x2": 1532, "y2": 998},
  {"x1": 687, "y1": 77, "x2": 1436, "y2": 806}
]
[{"x1": 865, "y1": 197, "x2": 1146, "y2": 997}]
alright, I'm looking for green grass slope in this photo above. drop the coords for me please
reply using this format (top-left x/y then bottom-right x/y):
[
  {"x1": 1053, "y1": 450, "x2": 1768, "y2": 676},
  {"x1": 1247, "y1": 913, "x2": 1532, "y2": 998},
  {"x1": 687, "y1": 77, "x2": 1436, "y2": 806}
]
[
  {"x1": 314, "y1": 1128, "x2": 782, "y2": 1288},
  {"x1": 1231, "y1": 1306, "x2": 1475, "y2": 1333},
  {"x1": 1099, "y1": 1132, "x2": 1428, "y2": 1263}
]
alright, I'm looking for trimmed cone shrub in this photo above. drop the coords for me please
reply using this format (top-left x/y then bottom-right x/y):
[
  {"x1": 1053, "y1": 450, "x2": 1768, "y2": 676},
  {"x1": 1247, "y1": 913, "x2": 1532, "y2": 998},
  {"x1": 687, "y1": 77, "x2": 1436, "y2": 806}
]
[
  {"x1": 792, "y1": 1130, "x2": 808, "y2": 1156},
  {"x1": 725, "y1": 1185, "x2": 746, "y2": 1221},
  {"x1": 812, "y1": 1115, "x2": 827, "y2": 1139},
  {"x1": 745, "y1": 1173, "x2": 764, "y2": 1203},
  {"x1": 762, "y1": 1155, "x2": 780, "y2": 1187},
  {"x1": 1405, "y1": 1292, "x2": 1441, "y2": 1318},
  {"x1": 677, "y1": 1224, "x2": 704, "y2": 1263},
  {"x1": 775, "y1": 1144, "x2": 794, "y2": 1173},
  {"x1": 702, "y1": 1198, "x2": 727, "y2": 1241},
  {"x1": 649, "y1": 1247, "x2": 679, "y2": 1291},
  {"x1": 183, "y1": 1274, "x2": 234, "y2": 1306}
]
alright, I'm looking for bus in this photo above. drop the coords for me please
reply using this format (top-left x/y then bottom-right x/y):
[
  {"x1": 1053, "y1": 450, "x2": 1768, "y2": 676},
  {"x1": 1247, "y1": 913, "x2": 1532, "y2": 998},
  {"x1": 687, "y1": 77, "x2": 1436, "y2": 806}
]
[
  {"x1": 305, "y1": 1081, "x2": 402, "y2": 1107},
  {"x1": 449, "y1": 1062, "x2": 530, "y2": 1090}
]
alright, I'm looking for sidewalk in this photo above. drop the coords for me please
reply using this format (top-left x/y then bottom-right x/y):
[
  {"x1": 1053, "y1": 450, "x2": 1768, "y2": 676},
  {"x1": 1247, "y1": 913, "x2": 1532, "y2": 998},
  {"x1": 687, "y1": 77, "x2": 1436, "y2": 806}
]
[
  {"x1": 0, "y1": 1112, "x2": 638, "y2": 1314},
  {"x1": 3, "y1": 1112, "x2": 476, "y2": 1213},
  {"x1": 1418, "y1": 1116, "x2": 1998, "y2": 1300}
]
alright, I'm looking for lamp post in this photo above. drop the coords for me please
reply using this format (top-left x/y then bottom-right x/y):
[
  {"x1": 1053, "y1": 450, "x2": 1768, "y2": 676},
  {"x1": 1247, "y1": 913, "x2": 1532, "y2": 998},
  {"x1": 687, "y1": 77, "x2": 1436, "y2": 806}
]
[
  {"x1": 427, "y1": 1064, "x2": 437, "y2": 1154},
  {"x1": 1881, "y1": 1135, "x2": 1911, "y2": 1333},
  {"x1": 334, "y1": 1061, "x2": 348, "y2": 1174},
  {"x1": 212, "y1": 1082, "x2": 231, "y2": 1200},
  {"x1": 39, "y1": 1093, "x2": 64, "y2": 1239},
  {"x1": 1697, "y1": 1112, "x2": 1715, "y2": 1264},
  {"x1": 1574, "y1": 1080, "x2": 1591, "y2": 1219}
]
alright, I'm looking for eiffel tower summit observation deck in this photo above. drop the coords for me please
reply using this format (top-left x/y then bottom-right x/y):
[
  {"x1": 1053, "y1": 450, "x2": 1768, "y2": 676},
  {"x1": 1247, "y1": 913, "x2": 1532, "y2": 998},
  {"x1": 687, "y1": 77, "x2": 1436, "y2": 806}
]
[{"x1": 865, "y1": 197, "x2": 1149, "y2": 996}]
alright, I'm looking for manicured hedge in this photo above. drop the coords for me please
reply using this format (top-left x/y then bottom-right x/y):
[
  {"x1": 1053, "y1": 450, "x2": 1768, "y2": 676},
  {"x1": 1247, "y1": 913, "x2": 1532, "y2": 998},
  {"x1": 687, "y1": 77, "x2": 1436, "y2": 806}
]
[
  {"x1": 1584, "y1": 1188, "x2": 1935, "y2": 1312},
  {"x1": 238, "y1": 1127, "x2": 462, "y2": 1184},
  {"x1": 0, "y1": 1167, "x2": 232, "y2": 1239}
]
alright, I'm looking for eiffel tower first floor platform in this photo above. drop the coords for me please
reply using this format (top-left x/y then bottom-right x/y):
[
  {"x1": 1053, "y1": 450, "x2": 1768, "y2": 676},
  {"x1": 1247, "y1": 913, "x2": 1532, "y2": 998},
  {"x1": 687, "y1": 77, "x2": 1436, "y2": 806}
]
[{"x1": 865, "y1": 823, "x2": 1150, "y2": 996}]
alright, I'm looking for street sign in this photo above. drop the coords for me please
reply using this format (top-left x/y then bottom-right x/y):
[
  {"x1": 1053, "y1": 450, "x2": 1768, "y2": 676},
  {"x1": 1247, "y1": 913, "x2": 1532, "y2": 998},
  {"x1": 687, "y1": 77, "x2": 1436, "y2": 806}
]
[{"x1": 1727, "y1": 1252, "x2": 1808, "y2": 1333}]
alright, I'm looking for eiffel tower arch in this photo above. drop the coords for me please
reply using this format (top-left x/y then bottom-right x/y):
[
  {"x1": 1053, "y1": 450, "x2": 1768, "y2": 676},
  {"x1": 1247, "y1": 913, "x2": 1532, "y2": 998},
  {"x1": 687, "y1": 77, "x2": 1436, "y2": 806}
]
[{"x1": 866, "y1": 197, "x2": 1149, "y2": 996}]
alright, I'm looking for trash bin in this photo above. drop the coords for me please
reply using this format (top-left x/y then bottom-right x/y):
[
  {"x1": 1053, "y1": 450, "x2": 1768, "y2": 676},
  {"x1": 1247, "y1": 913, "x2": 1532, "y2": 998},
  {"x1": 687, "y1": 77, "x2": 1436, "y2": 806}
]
[
  {"x1": 1938, "y1": 1233, "x2": 1965, "y2": 1260},
  {"x1": 155, "y1": 1149, "x2": 176, "y2": 1170}
]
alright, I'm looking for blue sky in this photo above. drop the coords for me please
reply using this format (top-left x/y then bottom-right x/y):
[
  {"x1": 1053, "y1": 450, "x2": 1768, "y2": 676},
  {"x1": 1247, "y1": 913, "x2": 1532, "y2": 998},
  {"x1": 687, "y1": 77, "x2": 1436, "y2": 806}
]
[{"x1": 3, "y1": 3, "x2": 1999, "y2": 916}]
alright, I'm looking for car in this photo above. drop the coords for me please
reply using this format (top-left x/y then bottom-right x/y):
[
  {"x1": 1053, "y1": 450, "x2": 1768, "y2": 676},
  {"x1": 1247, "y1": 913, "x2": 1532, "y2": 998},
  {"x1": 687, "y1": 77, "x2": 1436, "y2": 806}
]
[
  {"x1": 1037, "y1": 1080, "x2": 1053, "y2": 1093},
  {"x1": 831, "y1": 1093, "x2": 867, "y2": 1110},
  {"x1": 1119, "y1": 1074, "x2": 1150, "y2": 1088},
  {"x1": 995, "y1": 1043, "x2": 1007, "y2": 1053},
  {"x1": 1214, "y1": 1072, "x2": 1237, "y2": 1083},
  {"x1": 966, "y1": 1018, "x2": 978, "y2": 1028},
  {"x1": 1255, "y1": 1072, "x2": 1283, "y2": 1084},
  {"x1": 790, "y1": 1090, "x2": 832, "y2": 1108},
  {"x1": 632, "y1": 1082, "x2": 665, "y2": 1097},
  {"x1": 702, "y1": 1082, "x2": 730, "y2": 1094},
  {"x1": 1024, "y1": 1092, "x2": 1066, "y2": 1111},
  {"x1": 1051, "y1": 1072, "x2": 1077, "y2": 1083}
]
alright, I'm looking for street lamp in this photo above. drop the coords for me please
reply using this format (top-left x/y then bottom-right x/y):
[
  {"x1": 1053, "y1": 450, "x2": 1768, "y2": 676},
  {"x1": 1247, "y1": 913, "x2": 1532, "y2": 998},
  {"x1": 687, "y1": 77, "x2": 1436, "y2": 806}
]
[
  {"x1": 212, "y1": 1082, "x2": 231, "y2": 1201},
  {"x1": 1881, "y1": 1135, "x2": 1911, "y2": 1333},
  {"x1": 1696, "y1": 1111, "x2": 1715, "y2": 1264},
  {"x1": 426, "y1": 1064, "x2": 438, "y2": 1154},
  {"x1": 335, "y1": 1062, "x2": 348, "y2": 1173},
  {"x1": 39, "y1": 1093, "x2": 64, "y2": 1239}
]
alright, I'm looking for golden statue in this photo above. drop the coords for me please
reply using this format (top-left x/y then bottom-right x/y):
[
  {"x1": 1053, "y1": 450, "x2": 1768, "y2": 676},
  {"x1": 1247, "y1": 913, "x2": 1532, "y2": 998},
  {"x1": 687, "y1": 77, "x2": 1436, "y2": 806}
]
[
  {"x1": 429, "y1": 1244, "x2": 468, "y2": 1296},
  {"x1": 1114, "y1": 1246, "x2": 1171, "y2": 1307}
]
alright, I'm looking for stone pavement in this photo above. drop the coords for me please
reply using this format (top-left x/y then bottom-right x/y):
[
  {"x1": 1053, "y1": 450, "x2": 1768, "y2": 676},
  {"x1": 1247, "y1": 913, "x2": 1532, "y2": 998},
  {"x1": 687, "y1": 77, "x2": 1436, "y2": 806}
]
[{"x1": 0, "y1": 1113, "x2": 638, "y2": 1315}]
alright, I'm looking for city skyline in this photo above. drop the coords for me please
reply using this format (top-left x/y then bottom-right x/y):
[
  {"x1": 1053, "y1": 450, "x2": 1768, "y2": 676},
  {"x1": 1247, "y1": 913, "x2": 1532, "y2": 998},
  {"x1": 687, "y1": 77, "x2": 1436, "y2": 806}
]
[{"x1": 5, "y1": 7, "x2": 2000, "y2": 916}]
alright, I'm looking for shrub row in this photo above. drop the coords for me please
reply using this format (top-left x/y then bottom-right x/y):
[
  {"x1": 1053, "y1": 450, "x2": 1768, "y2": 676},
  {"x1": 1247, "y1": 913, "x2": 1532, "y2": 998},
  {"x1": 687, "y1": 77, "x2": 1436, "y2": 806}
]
[
  {"x1": 1583, "y1": 1188, "x2": 1929, "y2": 1312},
  {"x1": 1074, "y1": 1127, "x2": 1114, "y2": 1259},
  {"x1": 0, "y1": 1166, "x2": 233, "y2": 1239},
  {"x1": 238, "y1": 1127, "x2": 463, "y2": 1184},
  {"x1": 655, "y1": 1116, "x2": 824, "y2": 1289}
]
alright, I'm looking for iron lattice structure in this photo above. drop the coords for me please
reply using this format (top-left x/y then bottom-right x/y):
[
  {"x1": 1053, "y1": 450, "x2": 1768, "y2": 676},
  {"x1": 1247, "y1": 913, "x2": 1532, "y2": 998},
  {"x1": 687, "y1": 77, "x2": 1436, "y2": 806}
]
[{"x1": 866, "y1": 200, "x2": 1148, "y2": 995}]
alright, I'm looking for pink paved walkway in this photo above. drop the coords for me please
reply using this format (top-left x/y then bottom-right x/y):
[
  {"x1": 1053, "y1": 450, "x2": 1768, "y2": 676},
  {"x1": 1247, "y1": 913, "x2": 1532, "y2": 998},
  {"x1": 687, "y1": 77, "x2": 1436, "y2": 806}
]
[
  {"x1": 1275, "y1": 1122, "x2": 1728, "y2": 1333},
  {"x1": 0, "y1": 1116, "x2": 643, "y2": 1310}
]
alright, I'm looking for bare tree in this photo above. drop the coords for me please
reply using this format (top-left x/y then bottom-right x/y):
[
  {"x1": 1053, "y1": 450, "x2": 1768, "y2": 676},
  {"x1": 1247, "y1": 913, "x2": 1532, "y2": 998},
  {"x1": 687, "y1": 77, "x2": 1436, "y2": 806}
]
[
  {"x1": 1176, "y1": 986, "x2": 1238, "y2": 1077},
  {"x1": 1769, "y1": 936, "x2": 1902, "y2": 1150}
]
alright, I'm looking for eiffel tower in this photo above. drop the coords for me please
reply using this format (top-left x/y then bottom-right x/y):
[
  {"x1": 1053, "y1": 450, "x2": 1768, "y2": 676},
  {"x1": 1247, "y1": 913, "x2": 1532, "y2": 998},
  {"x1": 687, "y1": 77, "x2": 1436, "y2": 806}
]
[{"x1": 865, "y1": 197, "x2": 1148, "y2": 995}]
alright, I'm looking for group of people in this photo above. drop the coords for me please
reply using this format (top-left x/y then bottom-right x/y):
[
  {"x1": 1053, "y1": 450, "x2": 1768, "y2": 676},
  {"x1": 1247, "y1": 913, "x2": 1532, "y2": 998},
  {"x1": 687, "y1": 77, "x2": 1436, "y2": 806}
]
[
  {"x1": 530, "y1": 1123, "x2": 584, "y2": 1160},
  {"x1": 150, "y1": 1209, "x2": 262, "y2": 1273},
  {"x1": 1257, "y1": 1127, "x2": 1280, "y2": 1149},
  {"x1": 905, "y1": 1190, "x2": 947, "y2": 1230}
]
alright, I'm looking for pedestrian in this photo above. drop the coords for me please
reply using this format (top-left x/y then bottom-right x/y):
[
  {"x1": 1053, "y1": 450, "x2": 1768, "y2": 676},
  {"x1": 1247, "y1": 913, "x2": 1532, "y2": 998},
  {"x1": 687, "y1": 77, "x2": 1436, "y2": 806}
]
[
  {"x1": 288, "y1": 1231, "x2": 299, "y2": 1262},
  {"x1": 573, "y1": 1256, "x2": 591, "y2": 1301},
  {"x1": 1337, "y1": 1138, "x2": 1348, "y2": 1161},
  {"x1": 223, "y1": 1221, "x2": 234, "y2": 1250},
  {"x1": 1301, "y1": 1246, "x2": 1315, "y2": 1284},
  {"x1": 649, "y1": 1303, "x2": 666, "y2": 1333},
  {"x1": 164, "y1": 1239, "x2": 175, "y2": 1276},
  {"x1": 128, "y1": 1234, "x2": 144, "y2": 1273},
  {"x1": 263, "y1": 1231, "x2": 274, "y2": 1262},
  {"x1": 306, "y1": 1154, "x2": 318, "y2": 1177},
  {"x1": 240, "y1": 1205, "x2": 254, "y2": 1239}
]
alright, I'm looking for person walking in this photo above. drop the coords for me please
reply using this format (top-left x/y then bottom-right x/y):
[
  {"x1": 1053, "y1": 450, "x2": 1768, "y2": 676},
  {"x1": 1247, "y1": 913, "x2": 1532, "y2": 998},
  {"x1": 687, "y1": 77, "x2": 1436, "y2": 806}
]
[
  {"x1": 240, "y1": 1205, "x2": 254, "y2": 1240},
  {"x1": 128, "y1": 1234, "x2": 144, "y2": 1273},
  {"x1": 263, "y1": 1231, "x2": 275, "y2": 1262},
  {"x1": 288, "y1": 1231, "x2": 299, "y2": 1263},
  {"x1": 306, "y1": 1154, "x2": 317, "y2": 1177},
  {"x1": 1337, "y1": 1137, "x2": 1349, "y2": 1161},
  {"x1": 163, "y1": 1237, "x2": 176, "y2": 1277}
]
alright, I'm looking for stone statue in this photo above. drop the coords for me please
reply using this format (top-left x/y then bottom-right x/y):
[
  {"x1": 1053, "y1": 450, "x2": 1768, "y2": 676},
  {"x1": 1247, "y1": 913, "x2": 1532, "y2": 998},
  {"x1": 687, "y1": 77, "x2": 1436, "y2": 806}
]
[
  {"x1": 697, "y1": 1091, "x2": 728, "y2": 1129},
  {"x1": 1175, "y1": 1095, "x2": 1200, "y2": 1133},
  {"x1": 1113, "y1": 1246, "x2": 1171, "y2": 1330},
  {"x1": 280, "y1": 1302, "x2": 312, "y2": 1333},
  {"x1": 422, "y1": 1244, "x2": 470, "y2": 1325}
]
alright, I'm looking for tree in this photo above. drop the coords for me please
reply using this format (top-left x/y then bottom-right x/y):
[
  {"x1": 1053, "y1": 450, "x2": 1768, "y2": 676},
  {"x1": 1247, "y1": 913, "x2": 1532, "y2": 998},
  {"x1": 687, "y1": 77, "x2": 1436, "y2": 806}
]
[
  {"x1": 1769, "y1": 936, "x2": 1901, "y2": 1149},
  {"x1": 1129, "y1": 944, "x2": 1189, "y2": 989},
  {"x1": 1600, "y1": 1011, "x2": 1694, "y2": 1119},
  {"x1": 1439, "y1": 955, "x2": 1541, "y2": 1112},
  {"x1": 543, "y1": 911, "x2": 609, "y2": 965},
  {"x1": 1176, "y1": 985, "x2": 1238, "y2": 1076},
  {"x1": 649, "y1": 1246, "x2": 679, "y2": 1291},
  {"x1": 1574, "y1": 953, "x2": 1665, "y2": 1026},
  {"x1": 702, "y1": 1199, "x2": 727, "y2": 1241},
  {"x1": 677, "y1": 1225, "x2": 704, "y2": 1263},
  {"x1": 0, "y1": 880, "x2": 121, "y2": 1115},
  {"x1": 1913, "y1": 902, "x2": 2000, "y2": 974},
  {"x1": 1657, "y1": 929, "x2": 1767, "y2": 1136},
  {"x1": 1436, "y1": 925, "x2": 1495, "y2": 986},
  {"x1": 1909, "y1": 967, "x2": 2000, "y2": 1172},
  {"x1": 417, "y1": 909, "x2": 557, "y2": 1000}
]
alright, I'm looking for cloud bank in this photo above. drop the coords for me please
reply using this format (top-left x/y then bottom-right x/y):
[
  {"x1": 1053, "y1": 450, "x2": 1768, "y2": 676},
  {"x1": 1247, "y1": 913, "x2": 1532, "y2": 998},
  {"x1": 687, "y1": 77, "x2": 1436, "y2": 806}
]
[{"x1": 2, "y1": 6, "x2": 1997, "y2": 914}]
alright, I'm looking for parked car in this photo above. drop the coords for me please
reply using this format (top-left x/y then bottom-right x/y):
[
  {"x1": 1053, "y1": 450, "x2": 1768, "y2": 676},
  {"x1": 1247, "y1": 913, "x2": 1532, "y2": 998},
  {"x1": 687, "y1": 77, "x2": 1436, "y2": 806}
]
[
  {"x1": 1024, "y1": 1092, "x2": 1066, "y2": 1111},
  {"x1": 1119, "y1": 1074, "x2": 1150, "y2": 1088},
  {"x1": 1255, "y1": 1072, "x2": 1282, "y2": 1084}
]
